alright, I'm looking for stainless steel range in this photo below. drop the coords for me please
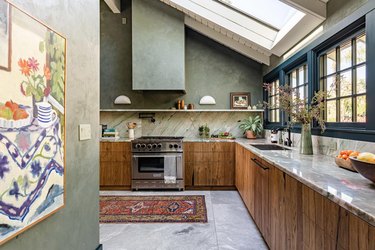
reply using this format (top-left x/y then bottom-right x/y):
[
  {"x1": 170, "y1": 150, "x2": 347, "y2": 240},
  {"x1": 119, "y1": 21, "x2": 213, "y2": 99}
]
[{"x1": 131, "y1": 136, "x2": 184, "y2": 190}]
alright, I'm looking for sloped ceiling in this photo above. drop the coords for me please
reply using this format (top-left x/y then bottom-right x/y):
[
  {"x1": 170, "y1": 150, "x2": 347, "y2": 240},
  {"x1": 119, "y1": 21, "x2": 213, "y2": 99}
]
[
  {"x1": 161, "y1": 0, "x2": 329, "y2": 65},
  {"x1": 105, "y1": 0, "x2": 329, "y2": 65}
]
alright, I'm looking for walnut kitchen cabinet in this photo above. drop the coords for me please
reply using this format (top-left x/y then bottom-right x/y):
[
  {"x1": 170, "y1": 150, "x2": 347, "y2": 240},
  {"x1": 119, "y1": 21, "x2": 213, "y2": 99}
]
[
  {"x1": 100, "y1": 142, "x2": 132, "y2": 189},
  {"x1": 184, "y1": 142, "x2": 235, "y2": 188},
  {"x1": 235, "y1": 144, "x2": 375, "y2": 250}
]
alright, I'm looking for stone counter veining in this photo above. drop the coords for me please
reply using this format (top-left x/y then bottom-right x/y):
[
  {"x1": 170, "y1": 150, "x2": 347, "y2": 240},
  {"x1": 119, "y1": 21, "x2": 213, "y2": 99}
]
[{"x1": 235, "y1": 138, "x2": 375, "y2": 227}]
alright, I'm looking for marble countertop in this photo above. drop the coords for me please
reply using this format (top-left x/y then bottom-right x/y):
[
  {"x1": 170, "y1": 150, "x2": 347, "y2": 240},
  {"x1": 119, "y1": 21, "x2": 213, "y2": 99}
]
[{"x1": 235, "y1": 138, "x2": 375, "y2": 227}]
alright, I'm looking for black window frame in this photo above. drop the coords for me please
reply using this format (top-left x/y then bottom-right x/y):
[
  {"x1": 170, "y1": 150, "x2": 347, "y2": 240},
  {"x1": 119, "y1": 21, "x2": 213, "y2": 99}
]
[
  {"x1": 263, "y1": 14, "x2": 375, "y2": 142},
  {"x1": 317, "y1": 30, "x2": 367, "y2": 128}
]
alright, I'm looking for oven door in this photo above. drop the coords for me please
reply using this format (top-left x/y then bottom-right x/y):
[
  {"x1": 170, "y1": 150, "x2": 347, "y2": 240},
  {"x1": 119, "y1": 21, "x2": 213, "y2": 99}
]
[{"x1": 132, "y1": 153, "x2": 183, "y2": 180}]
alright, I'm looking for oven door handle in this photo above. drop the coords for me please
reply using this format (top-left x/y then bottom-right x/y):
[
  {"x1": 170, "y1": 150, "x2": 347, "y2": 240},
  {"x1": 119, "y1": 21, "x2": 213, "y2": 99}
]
[{"x1": 132, "y1": 155, "x2": 182, "y2": 158}]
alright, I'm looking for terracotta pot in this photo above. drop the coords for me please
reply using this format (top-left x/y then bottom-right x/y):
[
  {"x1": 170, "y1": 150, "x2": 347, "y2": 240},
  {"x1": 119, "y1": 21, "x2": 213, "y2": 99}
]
[{"x1": 246, "y1": 130, "x2": 256, "y2": 139}]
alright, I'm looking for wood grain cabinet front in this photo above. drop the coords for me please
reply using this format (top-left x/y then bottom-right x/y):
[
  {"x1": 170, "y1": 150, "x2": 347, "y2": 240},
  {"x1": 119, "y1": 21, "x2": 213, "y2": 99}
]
[
  {"x1": 184, "y1": 142, "x2": 235, "y2": 188},
  {"x1": 100, "y1": 142, "x2": 132, "y2": 189},
  {"x1": 235, "y1": 144, "x2": 375, "y2": 250}
]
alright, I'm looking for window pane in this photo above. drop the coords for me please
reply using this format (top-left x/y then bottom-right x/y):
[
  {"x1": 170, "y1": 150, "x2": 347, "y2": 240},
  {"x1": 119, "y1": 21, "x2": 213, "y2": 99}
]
[
  {"x1": 275, "y1": 109, "x2": 280, "y2": 122},
  {"x1": 326, "y1": 50, "x2": 336, "y2": 75},
  {"x1": 270, "y1": 96, "x2": 274, "y2": 106},
  {"x1": 298, "y1": 67, "x2": 304, "y2": 86},
  {"x1": 340, "y1": 41, "x2": 352, "y2": 70},
  {"x1": 298, "y1": 86, "x2": 305, "y2": 100},
  {"x1": 356, "y1": 65, "x2": 366, "y2": 94},
  {"x1": 326, "y1": 100, "x2": 336, "y2": 122},
  {"x1": 340, "y1": 71, "x2": 352, "y2": 97},
  {"x1": 291, "y1": 71, "x2": 297, "y2": 87},
  {"x1": 326, "y1": 76, "x2": 337, "y2": 99},
  {"x1": 356, "y1": 34, "x2": 366, "y2": 64},
  {"x1": 356, "y1": 95, "x2": 366, "y2": 123},
  {"x1": 270, "y1": 110, "x2": 274, "y2": 122},
  {"x1": 340, "y1": 98, "x2": 352, "y2": 122}
]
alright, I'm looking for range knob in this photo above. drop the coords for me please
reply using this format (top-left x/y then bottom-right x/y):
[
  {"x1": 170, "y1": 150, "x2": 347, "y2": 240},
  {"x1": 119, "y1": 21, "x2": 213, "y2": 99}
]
[
  {"x1": 147, "y1": 144, "x2": 152, "y2": 149},
  {"x1": 152, "y1": 144, "x2": 158, "y2": 148},
  {"x1": 157, "y1": 143, "x2": 162, "y2": 148},
  {"x1": 141, "y1": 144, "x2": 146, "y2": 148},
  {"x1": 169, "y1": 144, "x2": 174, "y2": 149},
  {"x1": 174, "y1": 144, "x2": 179, "y2": 149},
  {"x1": 135, "y1": 144, "x2": 141, "y2": 149}
]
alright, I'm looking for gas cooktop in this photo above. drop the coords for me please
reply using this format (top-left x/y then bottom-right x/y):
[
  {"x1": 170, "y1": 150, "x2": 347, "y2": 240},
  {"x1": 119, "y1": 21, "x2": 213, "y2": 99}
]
[
  {"x1": 132, "y1": 136, "x2": 184, "y2": 153},
  {"x1": 134, "y1": 136, "x2": 184, "y2": 141}
]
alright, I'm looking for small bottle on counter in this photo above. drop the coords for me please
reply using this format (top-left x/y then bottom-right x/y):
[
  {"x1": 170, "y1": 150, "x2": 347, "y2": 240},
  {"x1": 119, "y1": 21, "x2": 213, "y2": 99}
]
[
  {"x1": 177, "y1": 100, "x2": 181, "y2": 109},
  {"x1": 181, "y1": 100, "x2": 185, "y2": 109}
]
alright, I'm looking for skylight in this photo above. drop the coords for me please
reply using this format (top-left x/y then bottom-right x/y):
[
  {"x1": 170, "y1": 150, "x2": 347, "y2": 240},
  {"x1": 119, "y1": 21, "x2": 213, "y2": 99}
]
[{"x1": 217, "y1": 0, "x2": 304, "y2": 30}]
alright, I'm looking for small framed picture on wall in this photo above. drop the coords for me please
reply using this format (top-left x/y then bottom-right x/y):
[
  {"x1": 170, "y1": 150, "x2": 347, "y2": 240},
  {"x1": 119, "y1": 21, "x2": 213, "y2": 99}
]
[{"x1": 230, "y1": 92, "x2": 250, "y2": 109}]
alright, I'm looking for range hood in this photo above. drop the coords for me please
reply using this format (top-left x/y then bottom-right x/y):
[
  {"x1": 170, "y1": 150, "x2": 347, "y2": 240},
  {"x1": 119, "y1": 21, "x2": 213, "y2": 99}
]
[{"x1": 132, "y1": 0, "x2": 185, "y2": 91}]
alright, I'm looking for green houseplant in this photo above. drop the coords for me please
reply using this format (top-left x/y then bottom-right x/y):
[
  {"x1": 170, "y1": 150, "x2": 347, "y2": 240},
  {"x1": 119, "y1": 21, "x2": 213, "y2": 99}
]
[
  {"x1": 239, "y1": 115, "x2": 263, "y2": 139},
  {"x1": 198, "y1": 124, "x2": 210, "y2": 138}
]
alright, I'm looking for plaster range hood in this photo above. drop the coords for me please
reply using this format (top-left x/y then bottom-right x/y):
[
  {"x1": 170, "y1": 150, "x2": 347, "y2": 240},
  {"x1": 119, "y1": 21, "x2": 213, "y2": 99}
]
[{"x1": 132, "y1": 0, "x2": 186, "y2": 91}]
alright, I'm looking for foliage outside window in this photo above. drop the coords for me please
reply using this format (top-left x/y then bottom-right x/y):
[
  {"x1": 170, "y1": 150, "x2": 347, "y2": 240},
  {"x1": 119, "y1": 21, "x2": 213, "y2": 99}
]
[
  {"x1": 267, "y1": 80, "x2": 280, "y2": 122},
  {"x1": 319, "y1": 33, "x2": 366, "y2": 123}
]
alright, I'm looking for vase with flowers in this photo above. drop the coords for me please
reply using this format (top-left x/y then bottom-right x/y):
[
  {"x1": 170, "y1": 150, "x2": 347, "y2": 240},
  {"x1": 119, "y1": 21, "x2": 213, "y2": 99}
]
[
  {"x1": 263, "y1": 83, "x2": 326, "y2": 155},
  {"x1": 18, "y1": 57, "x2": 51, "y2": 117}
]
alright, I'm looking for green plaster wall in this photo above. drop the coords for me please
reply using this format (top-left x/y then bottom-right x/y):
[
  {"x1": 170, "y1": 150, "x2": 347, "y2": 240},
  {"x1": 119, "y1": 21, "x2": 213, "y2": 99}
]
[
  {"x1": 100, "y1": 0, "x2": 263, "y2": 110},
  {"x1": 2, "y1": 1, "x2": 100, "y2": 250}
]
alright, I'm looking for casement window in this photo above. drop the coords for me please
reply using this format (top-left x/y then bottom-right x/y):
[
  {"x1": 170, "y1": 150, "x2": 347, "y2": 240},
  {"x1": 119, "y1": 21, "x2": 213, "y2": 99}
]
[
  {"x1": 319, "y1": 32, "x2": 366, "y2": 123},
  {"x1": 267, "y1": 79, "x2": 280, "y2": 123}
]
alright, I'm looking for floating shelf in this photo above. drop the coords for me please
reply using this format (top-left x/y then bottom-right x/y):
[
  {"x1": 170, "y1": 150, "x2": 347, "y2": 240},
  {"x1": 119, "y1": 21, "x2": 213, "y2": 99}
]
[{"x1": 100, "y1": 109, "x2": 264, "y2": 112}]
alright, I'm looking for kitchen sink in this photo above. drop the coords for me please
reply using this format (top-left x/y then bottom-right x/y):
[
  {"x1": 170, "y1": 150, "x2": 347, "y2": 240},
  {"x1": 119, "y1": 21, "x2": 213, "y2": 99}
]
[{"x1": 250, "y1": 144, "x2": 290, "y2": 151}]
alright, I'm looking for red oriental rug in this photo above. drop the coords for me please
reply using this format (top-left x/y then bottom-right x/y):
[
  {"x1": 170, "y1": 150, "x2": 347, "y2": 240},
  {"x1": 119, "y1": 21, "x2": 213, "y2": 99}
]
[{"x1": 99, "y1": 195, "x2": 208, "y2": 223}]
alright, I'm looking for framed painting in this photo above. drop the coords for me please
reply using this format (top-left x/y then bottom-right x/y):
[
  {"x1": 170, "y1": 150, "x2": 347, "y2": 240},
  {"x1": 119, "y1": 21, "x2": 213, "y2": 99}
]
[
  {"x1": 0, "y1": 0, "x2": 66, "y2": 245},
  {"x1": 230, "y1": 92, "x2": 250, "y2": 109},
  {"x1": 0, "y1": 0, "x2": 11, "y2": 71}
]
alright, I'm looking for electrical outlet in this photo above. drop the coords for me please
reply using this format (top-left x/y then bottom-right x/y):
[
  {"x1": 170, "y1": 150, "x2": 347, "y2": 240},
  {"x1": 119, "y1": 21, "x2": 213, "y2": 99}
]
[
  {"x1": 122, "y1": 17, "x2": 127, "y2": 24},
  {"x1": 79, "y1": 124, "x2": 91, "y2": 141}
]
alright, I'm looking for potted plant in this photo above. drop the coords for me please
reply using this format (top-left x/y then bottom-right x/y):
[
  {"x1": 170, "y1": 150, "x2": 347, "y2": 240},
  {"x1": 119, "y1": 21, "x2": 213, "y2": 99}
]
[
  {"x1": 239, "y1": 115, "x2": 263, "y2": 139},
  {"x1": 263, "y1": 83, "x2": 326, "y2": 155},
  {"x1": 198, "y1": 124, "x2": 210, "y2": 138}
]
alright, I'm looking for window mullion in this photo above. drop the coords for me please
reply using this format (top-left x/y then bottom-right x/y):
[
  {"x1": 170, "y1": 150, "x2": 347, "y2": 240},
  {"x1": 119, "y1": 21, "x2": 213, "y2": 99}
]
[
  {"x1": 336, "y1": 46, "x2": 340, "y2": 122},
  {"x1": 353, "y1": 38, "x2": 356, "y2": 122}
]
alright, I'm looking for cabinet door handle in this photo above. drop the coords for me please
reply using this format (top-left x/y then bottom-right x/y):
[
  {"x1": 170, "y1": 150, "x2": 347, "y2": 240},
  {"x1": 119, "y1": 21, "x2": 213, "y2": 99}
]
[{"x1": 251, "y1": 158, "x2": 269, "y2": 170}]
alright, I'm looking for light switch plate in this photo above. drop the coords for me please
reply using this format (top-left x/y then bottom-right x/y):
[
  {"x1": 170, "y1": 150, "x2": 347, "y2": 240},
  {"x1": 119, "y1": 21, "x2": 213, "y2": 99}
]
[{"x1": 79, "y1": 124, "x2": 91, "y2": 141}]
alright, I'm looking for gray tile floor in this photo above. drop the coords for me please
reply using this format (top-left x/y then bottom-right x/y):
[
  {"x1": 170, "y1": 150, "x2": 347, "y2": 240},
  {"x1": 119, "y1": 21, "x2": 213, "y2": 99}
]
[{"x1": 100, "y1": 191, "x2": 268, "y2": 250}]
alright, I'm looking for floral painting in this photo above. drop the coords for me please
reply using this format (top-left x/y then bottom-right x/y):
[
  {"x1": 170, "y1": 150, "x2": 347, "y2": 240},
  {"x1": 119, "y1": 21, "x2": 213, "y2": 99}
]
[{"x1": 0, "y1": 0, "x2": 66, "y2": 245}]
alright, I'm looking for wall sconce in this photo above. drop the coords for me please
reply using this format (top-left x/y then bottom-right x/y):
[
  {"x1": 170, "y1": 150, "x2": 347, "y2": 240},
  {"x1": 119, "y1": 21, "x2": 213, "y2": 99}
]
[
  {"x1": 114, "y1": 95, "x2": 131, "y2": 105},
  {"x1": 199, "y1": 96, "x2": 216, "y2": 105}
]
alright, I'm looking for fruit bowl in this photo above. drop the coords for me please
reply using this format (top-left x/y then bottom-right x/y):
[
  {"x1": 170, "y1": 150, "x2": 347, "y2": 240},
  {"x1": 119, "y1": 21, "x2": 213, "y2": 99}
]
[
  {"x1": 350, "y1": 157, "x2": 375, "y2": 183},
  {"x1": 335, "y1": 157, "x2": 357, "y2": 172}
]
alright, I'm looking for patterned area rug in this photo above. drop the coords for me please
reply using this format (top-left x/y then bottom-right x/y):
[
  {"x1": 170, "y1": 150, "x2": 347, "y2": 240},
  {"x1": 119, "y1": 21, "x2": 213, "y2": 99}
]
[{"x1": 100, "y1": 195, "x2": 208, "y2": 223}]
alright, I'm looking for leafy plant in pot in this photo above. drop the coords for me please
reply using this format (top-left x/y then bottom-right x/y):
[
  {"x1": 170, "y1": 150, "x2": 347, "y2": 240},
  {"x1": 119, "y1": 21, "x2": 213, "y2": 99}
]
[
  {"x1": 198, "y1": 124, "x2": 210, "y2": 138},
  {"x1": 239, "y1": 115, "x2": 263, "y2": 139}
]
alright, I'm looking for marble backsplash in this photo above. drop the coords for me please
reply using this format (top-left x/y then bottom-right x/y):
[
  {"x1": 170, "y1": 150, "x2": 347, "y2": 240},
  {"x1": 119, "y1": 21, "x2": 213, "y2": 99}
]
[
  {"x1": 265, "y1": 130, "x2": 375, "y2": 157},
  {"x1": 100, "y1": 111, "x2": 261, "y2": 139}
]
